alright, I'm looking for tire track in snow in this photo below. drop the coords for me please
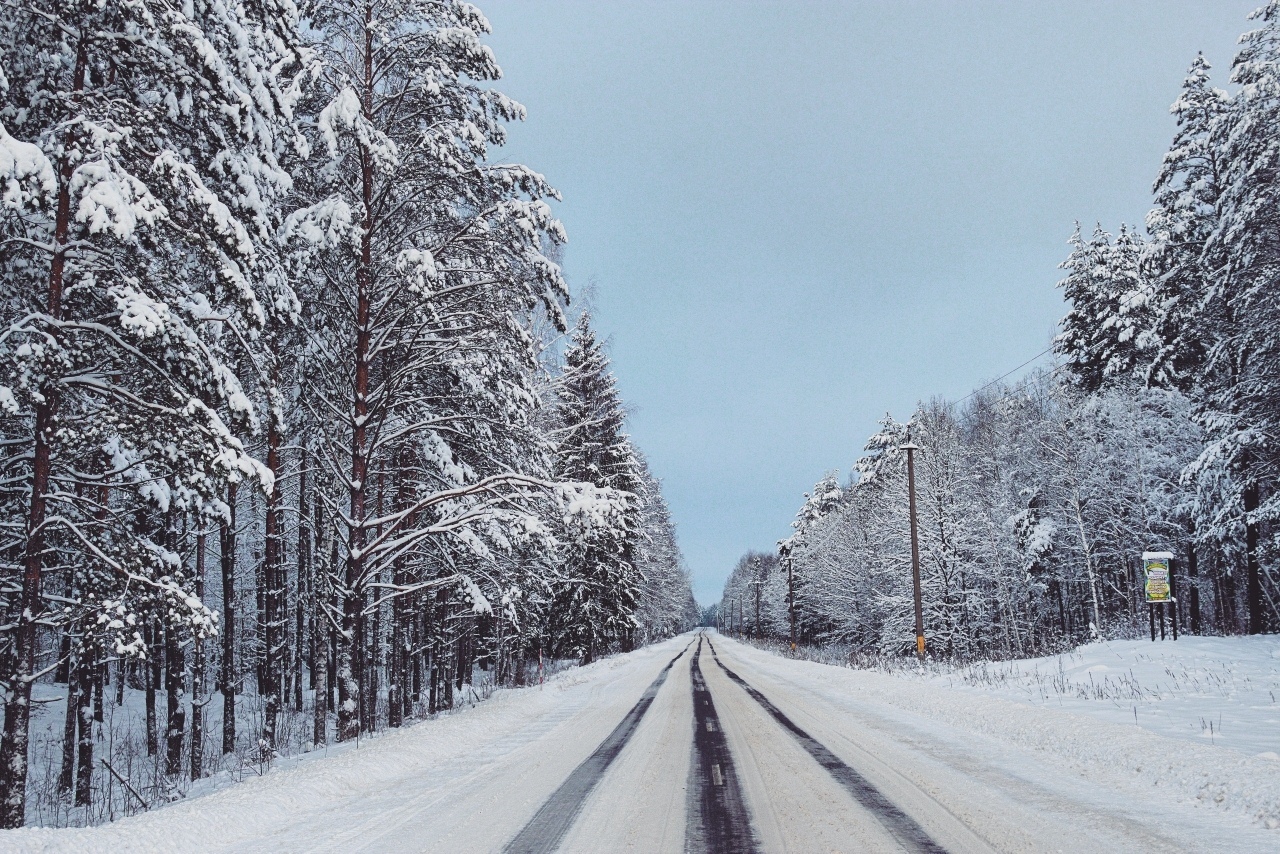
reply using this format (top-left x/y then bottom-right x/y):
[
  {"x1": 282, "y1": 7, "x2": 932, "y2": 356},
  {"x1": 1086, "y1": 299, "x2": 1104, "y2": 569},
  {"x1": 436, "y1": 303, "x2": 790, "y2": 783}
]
[
  {"x1": 503, "y1": 641, "x2": 693, "y2": 854},
  {"x1": 707, "y1": 638, "x2": 948, "y2": 854},
  {"x1": 685, "y1": 635, "x2": 761, "y2": 854}
]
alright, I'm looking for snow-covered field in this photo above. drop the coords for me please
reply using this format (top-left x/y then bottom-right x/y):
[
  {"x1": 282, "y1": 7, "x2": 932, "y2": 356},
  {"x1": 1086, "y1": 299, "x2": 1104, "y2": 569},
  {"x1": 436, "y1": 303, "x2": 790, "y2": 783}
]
[
  {"x1": 923, "y1": 635, "x2": 1280, "y2": 760},
  {"x1": 3, "y1": 632, "x2": 1278, "y2": 852}
]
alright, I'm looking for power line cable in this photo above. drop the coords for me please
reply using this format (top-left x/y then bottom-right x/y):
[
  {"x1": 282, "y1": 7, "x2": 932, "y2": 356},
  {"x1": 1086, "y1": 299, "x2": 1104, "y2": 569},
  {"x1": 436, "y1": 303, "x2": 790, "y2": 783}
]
[{"x1": 951, "y1": 272, "x2": 1164, "y2": 410}]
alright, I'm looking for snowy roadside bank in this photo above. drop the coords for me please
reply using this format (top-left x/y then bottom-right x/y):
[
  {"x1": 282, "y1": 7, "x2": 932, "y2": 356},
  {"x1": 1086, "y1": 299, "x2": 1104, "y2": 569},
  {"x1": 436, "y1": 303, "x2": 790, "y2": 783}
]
[
  {"x1": 0, "y1": 638, "x2": 691, "y2": 854},
  {"x1": 721, "y1": 634, "x2": 1280, "y2": 831},
  {"x1": 929, "y1": 635, "x2": 1280, "y2": 759}
]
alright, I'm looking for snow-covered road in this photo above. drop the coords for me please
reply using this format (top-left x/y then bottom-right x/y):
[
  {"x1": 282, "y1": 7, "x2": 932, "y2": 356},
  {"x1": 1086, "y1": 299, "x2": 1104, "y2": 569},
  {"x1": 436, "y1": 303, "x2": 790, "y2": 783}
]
[{"x1": 6, "y1": 631, "x2": 1278, "y2": 853}]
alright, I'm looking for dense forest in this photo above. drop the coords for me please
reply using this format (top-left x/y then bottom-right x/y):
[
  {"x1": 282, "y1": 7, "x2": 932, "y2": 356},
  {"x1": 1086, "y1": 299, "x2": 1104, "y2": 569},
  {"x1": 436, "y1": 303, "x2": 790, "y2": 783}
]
[
  {"x1": 0, "y1": 0, "x2": 696, "y2": 828},
  {"x1": 724, "y1": 10, "x2": 1280, "y2": 657}
]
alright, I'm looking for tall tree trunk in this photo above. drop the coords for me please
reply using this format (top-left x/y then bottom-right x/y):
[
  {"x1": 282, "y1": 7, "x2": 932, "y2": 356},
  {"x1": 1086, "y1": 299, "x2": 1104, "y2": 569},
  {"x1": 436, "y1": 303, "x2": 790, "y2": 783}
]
[
  {"x1": 1187, "y1": 539, "x2": 1201, "y2": 636},
  {"x1": 1244, "y1": 482, "x2": 1263, "y2": 634},
  {"x1": 427, "y1": 592, "x2": 439, "y2": 715},
  {"x1": 57, "y1": 647, "x2": 81, "y2": 794},
  {"x1": 144, "y1": 621, "x2": 159, "y2": 757},
  {"x1": 363, "y1": 474, "x2": 380, "y2": 732},
  {"x1": 294, "y1": 457, "x2": 308, "y2": 712},
  {"x1": 1220, "y1": 551, "x2": 1239, "y2": 633},
  {"x1": 312, "y1": 621, "x2": 328, "y2": 749},
  {"x1": 306, "y1": 465, "x2": 318, "y2": 692},
  {"x1": 1071, "y1": 493, "x2": 1103, "y2": 635},
  {"x1": 0, "y1": 40, "x2": 88, "y2": 828},
  {"x1": 221, "y1": 482, "x2": 238, "y2": 755},
  {"x1": 312, "y1": 480, "x2": 329, "y2": 747},
  {"x1": 74, "y1": 649, "x2": 94, "y2": 808},
  {"x1": 328, "y1": 534, "x2": 340, "y2": 716},
  {"x1": 164, "y1": 622, "x2": 186, "y2": 777},
  {"x1": 388, "y1": 460, "x2": 411, "y2": 728},
  {"x1": 262, "y1": 420, "x2": 284, "y2": 751},
  {"x1": 191, "y1": 533, "x2": 206, "y2": 780},
  {"x1": 55, "y1": 632, "x2": 71, "y2": 685},
  {"x1": 409, "y1": 605, "x2": 422, "y2": 715},
  {"x1": 337, "y1": 0, "x2": 378, "y2": 745},
  {"x1": 93, "y1": 656, "x2": 104, "y2": 724}
]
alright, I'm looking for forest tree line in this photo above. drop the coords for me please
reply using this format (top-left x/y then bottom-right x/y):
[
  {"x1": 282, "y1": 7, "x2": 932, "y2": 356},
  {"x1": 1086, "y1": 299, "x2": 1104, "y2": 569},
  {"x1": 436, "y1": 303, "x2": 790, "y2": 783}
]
[
  {"x1": 723, "y1": 7, "x2": 1280, "y2": 658},
  {"x1": 0, "y1": 0, "x2": 696, "y2": 828}
]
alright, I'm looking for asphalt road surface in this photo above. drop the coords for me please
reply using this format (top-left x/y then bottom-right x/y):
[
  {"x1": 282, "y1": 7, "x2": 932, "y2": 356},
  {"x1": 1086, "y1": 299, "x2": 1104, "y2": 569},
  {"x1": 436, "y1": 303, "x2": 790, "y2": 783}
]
[
  {"x1": 490, "y1": 633, "x2": 1224, "y2": 854},
  {"x1": 21, "y1": 631, "x2": 1271, "y2": 853},
  {"x1": 296, "y1": 632, "x2": 1261, "y2": 853}
]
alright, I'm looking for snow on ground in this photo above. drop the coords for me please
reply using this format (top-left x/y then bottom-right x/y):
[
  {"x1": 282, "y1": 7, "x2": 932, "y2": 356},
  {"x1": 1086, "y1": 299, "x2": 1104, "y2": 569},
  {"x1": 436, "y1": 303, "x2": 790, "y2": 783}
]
[
  {"x1": 16, "y1": 655, "x2": 573, "y2": 829},
  {"x1": 927, "y1": 635, "x2": 1280, "y2": 761},
  {"x1": 738, "y1": 633, "x2": 1280, "y2": 833},
  {"x1": 5, "y1": 633, "x2": 1278, "y2": 852},
  {"x1": 0, "y1": 639, "x2": 691, "y2": 854}
]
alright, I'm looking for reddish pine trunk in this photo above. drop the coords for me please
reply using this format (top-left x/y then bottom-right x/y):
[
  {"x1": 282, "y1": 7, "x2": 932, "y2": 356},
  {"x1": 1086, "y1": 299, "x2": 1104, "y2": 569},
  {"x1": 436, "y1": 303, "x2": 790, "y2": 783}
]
[
  {"x1": 191, "y1": 533, "x2": 206, "y2": 780},
  {"x1": 164, "y1": 623, "x2": 185, "y2": 776},
  {"x1": 144, "y1": 621, "x2": 158, "y2": 757},
  {"x1": 0, "y1": 44, "x2": 88, "y2": 828},
  {"x1": 262, "y1": 421, "x2": 284, "y2": 750},
  {"x1": 1244, "y1": 482, "x2": 1263, "y2": 634},
  {"x1": 295, "y1": 460, "x2": 309, "y2": 712},
  {"x1": 338, "y1": 4, "x2": 377, "y2": 742},
  {"x1": 74, "y1": 652, "x2": 93, "y2": 808},
  {"x1": 221, "y1": 482, "x2": 238, "y2": 755},
  {"x1": 57, "y1": 651, "x2": 82, "y2": 793}
]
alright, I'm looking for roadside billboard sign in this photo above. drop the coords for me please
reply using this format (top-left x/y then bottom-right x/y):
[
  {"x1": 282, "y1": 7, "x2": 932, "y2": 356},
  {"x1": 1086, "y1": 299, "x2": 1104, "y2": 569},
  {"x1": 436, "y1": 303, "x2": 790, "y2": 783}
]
[{"x1": 1142, "y1": 551, "x2": 1174, "y2": 604}]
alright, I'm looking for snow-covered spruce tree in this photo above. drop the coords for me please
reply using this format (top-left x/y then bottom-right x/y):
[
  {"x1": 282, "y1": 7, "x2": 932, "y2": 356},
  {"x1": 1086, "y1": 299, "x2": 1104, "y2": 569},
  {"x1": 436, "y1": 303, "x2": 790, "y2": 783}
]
[
  {"x1": 0, "y1": 0, "x2": 305, "y2": 824},
  {"x1": 777, "y1": 470, "x2": 843, "y2": 645},
  {"x1": 1143, "y1": 53, "x2": 1229, "y2": 391},
  {"x1": 551, "y1": 312, "x2": 641, "y2": 663},
  {"x1": 631, "y1": 454, "x2": 697, "y2": 644},
  {"x1": 1182, "y1": 3, "x2": 1280, "y2": 633},
  {"x1": 1136, "y1": 54, "x2": 1241, "y2": 636},
  {"x1": 1058, "y1": 37, "x2": 1272, "y2": 637},
  {"x1": 294, "y1": 0, "x2": 586, "y2": 739},
  {"x1": 1054, "y1": 223, "x2": 1152, "y2": 393}
]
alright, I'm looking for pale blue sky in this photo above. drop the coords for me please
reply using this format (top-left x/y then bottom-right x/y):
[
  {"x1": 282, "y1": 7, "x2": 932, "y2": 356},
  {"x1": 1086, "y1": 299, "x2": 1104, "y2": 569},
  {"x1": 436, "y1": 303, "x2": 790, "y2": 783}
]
[{"x1": 481, "y1": 1, "x2": 1258, "y2": 605}]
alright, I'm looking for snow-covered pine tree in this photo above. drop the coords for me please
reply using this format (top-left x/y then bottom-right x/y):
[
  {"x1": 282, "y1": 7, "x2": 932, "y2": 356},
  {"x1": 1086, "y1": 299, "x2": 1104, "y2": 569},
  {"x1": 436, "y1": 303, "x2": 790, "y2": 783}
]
[
  {"x1": 551, "y1": 312, "x2": 641, "y2": 663},
  {"x1": 293, "y1": 0, "x2": 574, "y2": 739},
  {"x1": 0, "y1": 0, "x2": 306, "y2": 823}
]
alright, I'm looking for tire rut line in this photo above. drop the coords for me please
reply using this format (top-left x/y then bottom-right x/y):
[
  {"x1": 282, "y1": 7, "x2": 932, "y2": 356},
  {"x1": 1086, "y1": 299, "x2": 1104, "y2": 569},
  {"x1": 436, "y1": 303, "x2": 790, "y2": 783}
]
[
  {"x1": 707, "y1": 638, "x2": 949, "y2": 854},
  {"x1": 685, "y1": 634, "x2": 761, "y2": 854},
  {"x1": 503, "y1": 640, "x2": 694, "y2": 854}
]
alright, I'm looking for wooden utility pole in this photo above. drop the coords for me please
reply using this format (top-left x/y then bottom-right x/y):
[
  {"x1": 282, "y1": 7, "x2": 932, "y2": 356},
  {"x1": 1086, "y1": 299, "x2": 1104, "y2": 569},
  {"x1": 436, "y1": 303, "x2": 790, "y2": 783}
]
[
  {"x1": 787, "y1": 557, "x2": 796, "y2": 652},
  {"x1": 902, "y1": 432, "x2": 925, "y2": 659},
  {"x1": 754, "y1": 581, "x2": 762, "y2": 639}
]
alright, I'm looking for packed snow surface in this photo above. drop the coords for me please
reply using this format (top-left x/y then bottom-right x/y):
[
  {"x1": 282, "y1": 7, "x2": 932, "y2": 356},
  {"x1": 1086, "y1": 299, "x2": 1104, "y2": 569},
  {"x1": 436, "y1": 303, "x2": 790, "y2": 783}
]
[{"x1": 3, "y1": 632, "x2": 1277, "y2": 853}]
